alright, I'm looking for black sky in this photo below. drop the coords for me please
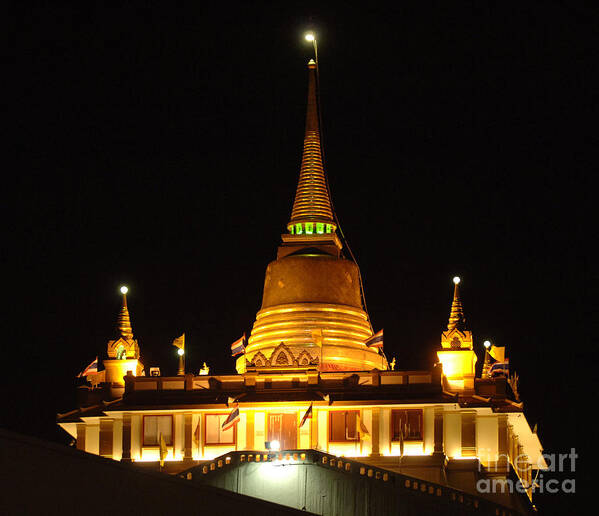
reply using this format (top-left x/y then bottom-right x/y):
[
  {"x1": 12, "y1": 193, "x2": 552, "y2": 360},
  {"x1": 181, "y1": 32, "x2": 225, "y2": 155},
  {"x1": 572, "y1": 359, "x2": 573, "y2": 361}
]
[{"x1": 6, "y1": 4, "x2": 593, "y2": 512}]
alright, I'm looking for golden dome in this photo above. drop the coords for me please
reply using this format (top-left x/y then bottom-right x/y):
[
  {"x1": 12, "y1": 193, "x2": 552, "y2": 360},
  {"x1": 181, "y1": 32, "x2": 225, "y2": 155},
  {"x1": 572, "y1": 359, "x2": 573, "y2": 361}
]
[{"x1": 237, "y1": 61, "x2": 386, "y2": 373}]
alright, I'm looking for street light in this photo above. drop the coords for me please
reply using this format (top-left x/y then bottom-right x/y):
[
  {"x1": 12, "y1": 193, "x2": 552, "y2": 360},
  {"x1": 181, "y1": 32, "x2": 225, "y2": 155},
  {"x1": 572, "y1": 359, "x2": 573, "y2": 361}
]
[
  {"x1": 304, "y1": 31, "x2": 318, "y2": 65},
  {"x1": 482, "y1": 340, "x2": 492, "y2": 377}
]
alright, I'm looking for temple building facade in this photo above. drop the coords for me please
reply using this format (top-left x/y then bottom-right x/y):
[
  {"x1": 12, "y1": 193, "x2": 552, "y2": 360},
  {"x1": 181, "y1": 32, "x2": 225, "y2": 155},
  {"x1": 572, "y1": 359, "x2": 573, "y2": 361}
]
[{"x1": 58, "y1": 58, "x2": 545, "y2": 515}]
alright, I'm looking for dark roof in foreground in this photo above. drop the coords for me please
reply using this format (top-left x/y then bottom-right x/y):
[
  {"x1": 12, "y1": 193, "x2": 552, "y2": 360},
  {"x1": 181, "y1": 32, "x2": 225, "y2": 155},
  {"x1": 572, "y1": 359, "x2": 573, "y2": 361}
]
[{"x1": 0, "y1": 428, "x2": 311, "y2": 516}]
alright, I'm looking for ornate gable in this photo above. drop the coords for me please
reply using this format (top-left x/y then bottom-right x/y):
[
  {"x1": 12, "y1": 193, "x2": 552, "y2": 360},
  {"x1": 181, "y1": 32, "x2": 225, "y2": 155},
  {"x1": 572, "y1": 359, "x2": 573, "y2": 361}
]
[
  {"x1": 270, "y1": 343, "x2": 295, "y2": 367},
  {"x1": 107, "y1": 337, "x2": 139, "y2": 359}
]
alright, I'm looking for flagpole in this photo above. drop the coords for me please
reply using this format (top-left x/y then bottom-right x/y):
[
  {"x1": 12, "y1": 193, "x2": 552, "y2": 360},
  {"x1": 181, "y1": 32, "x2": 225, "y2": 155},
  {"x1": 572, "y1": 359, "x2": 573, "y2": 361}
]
[
  {"x1": 173, "y1": 333, "x2": 185, "y2": 376},
  {"x1": 177, "y1": 350, "x2": 185, "y2": 376}
]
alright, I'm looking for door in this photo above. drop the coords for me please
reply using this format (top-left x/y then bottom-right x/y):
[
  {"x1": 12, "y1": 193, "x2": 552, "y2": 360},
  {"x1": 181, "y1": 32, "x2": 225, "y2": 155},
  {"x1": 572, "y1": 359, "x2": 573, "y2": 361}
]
[{"x1": 268, "y1": 413, "x2": 297, "y2": 450}]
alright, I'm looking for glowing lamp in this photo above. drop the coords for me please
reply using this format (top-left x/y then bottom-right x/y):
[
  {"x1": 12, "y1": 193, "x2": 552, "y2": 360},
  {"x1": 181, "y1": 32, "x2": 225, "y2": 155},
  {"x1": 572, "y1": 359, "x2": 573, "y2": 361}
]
[
  {"x1": 304, "y1": 32, "x2": 315, "y2": 42},
  {"x1": 453, "y1": 276, "x2": 461, "y2": 285},
  {"x1": 177, "y1": 348, "x2": 185, "y2": 356},
  {"x1": 120, "y1": 286, "x2": 128, "y2": 295},
  {"x1": 483, "y1": 340, "x2": 491, "y2": 349},
  {"x1": 270, "y1": 440, "x2": 280, "y2": 451}
]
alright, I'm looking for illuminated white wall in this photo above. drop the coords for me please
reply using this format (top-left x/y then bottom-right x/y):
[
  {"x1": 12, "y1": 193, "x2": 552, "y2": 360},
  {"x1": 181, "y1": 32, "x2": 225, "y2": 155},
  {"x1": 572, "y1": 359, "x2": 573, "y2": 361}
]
[
  {"x1": 86, "y1": 424, "x2": 99, "y2": 455},
  {"x1": 476, "y1": 415, "x2": 498, "y2": 466},
  {"x1": 238, "y1": 413, "x2": 247, "y2": 450},
  {"x1": 174, "y1": 414, "x2": 184, "y2": 460},
  {"x1": 423, "y1": 407, "x2": 434, "y2": 454},
  {"x1": 361, "y1": 409, "x2": 372, "y2": 456},
  {"x1": 318, "y1": 410, "x2": 327, "y2": 451},
  {"x1": 254, "y1": 412, "x2": 265, "y2": 450},
  {"x1": 380, "y1": 409, "x2": 390, "y2": 454},
  {"x1": 444, "y1": 412, "x2": 461, "y2": 458}
]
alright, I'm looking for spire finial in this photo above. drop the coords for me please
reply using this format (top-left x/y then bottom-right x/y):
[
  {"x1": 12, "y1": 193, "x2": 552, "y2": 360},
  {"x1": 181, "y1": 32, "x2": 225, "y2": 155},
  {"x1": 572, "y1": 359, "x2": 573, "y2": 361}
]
[
  {"x1": 287, "y1": 57, "x2": 336, "y2": 236},
  {"x1": 447, "y1": 277, "x2": 466, "y2": 330},
  {"x1": 117, "y1": 286, "x2": 134, "y2": 340}
]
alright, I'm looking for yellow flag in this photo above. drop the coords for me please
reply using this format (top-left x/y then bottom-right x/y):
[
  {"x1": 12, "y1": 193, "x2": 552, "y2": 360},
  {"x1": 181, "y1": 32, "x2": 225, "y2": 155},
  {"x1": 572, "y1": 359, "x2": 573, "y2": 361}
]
[
  {"x1": 489, "y1": 346, "x2": 505, "y2": 362},
  {"x1": 159, "y1": 433, "x2": 168, "y2": 466},
  {"x1": 193, "y1": 421, "x2": 201, "y2": 446},
  {"x1": 311, "y1": 328, "x2": 323, "y2": 347},
  {"x1": 357, "y1": 413, "x2": 370, "y2": 441},
  {"x1": 172, "y1": 333, "x2": 185, "y2": 351}
]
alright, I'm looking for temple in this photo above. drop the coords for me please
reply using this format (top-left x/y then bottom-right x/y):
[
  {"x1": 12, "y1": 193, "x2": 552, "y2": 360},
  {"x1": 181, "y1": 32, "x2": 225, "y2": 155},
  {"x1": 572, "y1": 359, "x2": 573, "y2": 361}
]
[{"x1": 58, "y1": 58, "x2": 545, "y2": 515}]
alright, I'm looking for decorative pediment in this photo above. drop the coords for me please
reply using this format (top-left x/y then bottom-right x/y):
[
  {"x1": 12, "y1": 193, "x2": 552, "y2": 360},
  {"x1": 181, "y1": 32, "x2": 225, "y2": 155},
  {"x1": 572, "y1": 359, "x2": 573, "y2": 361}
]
[
  {"x1": 247, "y1": 344, "x2": 319, "y2": 370},
  {"x1": 107, "y1": 337, "x2": 139, "y2": 359},
  {"x1": 441, "y1": 328, "x2": 473, "y2": 350},
  {"x1": 270, "y1": 342, "x2": 294, "y2": 367},
  {"x1": 250, "y1": 351, "x2": 268, "y2": 367},
  {"x1": 296, "y1": 349, "x2": 318, "y2": 366}
]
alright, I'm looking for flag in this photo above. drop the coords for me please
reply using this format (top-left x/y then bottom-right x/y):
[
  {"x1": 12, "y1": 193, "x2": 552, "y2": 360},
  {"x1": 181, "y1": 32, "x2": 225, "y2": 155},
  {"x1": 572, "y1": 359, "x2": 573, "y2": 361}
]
[
  {"x1": 489, "y1": 346, "x2": 505, "y2": 362},
  {"x1": 356, "y1": 413, "x2": 370, "y2": 441},
  {"x1": 311, "y1": 328, "x2": 323, "y2": 347},
  {"x1": 193, "y1": 420, "x2": 201, "y2": 446},
  {"x1": 172, "y1": 333, "x2": 185, "y2": 351},
  {"x1": 364, "y1": 329, "x2": 383, "y2": 349},
  {"x1": 159, "y1": 433, "x2": 168, "y2": 467},
  {"x1": 398, "y1": 425, "x2": 404, "y2": 456},
  {"x1": 299, "y1": 403, "x2": 313, "y2": 428},
  {"x1": 77, "y1": 357, "x2": 98, "y2": 378},
  {"x1": 230, "y1": 334, "x2": 246, "y2": 356},
  {"x1": 222, "y1": 405, "x2": 240, "y2": 431},
  {"x1": 489, "y1": 358, "x2": 509, "y2": 377}
]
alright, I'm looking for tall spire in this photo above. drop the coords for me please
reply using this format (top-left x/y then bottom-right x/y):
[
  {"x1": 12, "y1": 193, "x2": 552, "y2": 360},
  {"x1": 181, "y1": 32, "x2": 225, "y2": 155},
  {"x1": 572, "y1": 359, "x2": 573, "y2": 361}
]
[
  {"x1": 287, "y1": 59, "x2": 336, "y2": 236},
  {"x1": 117, "y1": 286, "x2": 134, "y2": 340},
  {"x1": 447, "y1": 277, "x2": 466, "y2": 331}
]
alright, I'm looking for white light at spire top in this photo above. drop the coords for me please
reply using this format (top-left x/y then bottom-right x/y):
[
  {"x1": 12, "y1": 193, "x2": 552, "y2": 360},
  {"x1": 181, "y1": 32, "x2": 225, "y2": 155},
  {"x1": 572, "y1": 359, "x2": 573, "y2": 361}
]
[
  {"x1": 305, "y1": 32, "x2": 315, "y2": 42},
  {"x1": 120, "y1": 286, "x2": 128, "y2": 295},
  {"x1": 453, "y1": 276, "x2": 461, "y2": 285}
]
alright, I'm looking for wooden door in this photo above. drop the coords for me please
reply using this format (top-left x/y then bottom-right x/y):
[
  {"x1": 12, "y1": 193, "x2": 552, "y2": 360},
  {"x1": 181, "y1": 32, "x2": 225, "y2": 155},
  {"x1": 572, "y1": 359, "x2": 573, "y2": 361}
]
[{"x1": 268, "y1": 413, "x2": 297, "y2": 450}]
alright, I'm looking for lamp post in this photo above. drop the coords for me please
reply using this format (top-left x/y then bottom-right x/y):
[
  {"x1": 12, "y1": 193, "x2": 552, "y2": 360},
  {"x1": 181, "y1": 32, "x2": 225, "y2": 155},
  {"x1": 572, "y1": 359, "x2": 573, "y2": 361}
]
[
  {"x1": 482, "y1": 340, "x2": 492, "y2": 378},
  {"x1": 304, "y1": 31, "x2": 318, "y2": 65},
  {"x1": 177, "y1": 347, "x2": 185, "y2": 376}
]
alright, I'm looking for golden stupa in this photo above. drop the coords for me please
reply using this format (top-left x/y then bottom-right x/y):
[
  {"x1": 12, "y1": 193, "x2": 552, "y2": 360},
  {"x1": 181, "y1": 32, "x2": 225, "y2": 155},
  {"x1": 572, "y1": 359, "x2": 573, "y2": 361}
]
[{"x1": 237, "y1": 60, "x2": 387, "y2": 373}]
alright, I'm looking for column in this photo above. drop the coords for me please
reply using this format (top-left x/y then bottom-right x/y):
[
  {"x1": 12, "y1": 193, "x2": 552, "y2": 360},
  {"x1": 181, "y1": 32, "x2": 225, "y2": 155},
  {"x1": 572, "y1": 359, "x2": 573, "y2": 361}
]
[
  {"x1": 434, "y1": 406, "x2": 444, "y2": 454},
  {"x1": 497, "y1": 414, "x2": 509, "y2": 474},
  {"x1": 99, "y1": 419, "x2": 114, "y2": 458},
  {"x1": 76, "y1": 423, "x2": 86, "y2": 452},
  {"x1": 371, "y1": 408, "x2": 380, "y2": 456},
  {"x1": 184, "y1": 412, "x2": 193, "y2": 460},
  {"x1": 246, "y1": 410, "x2": 255, "y2": 450},
  {"x1": 121, "y1": 414, "x2": 132, "y2": 462}
]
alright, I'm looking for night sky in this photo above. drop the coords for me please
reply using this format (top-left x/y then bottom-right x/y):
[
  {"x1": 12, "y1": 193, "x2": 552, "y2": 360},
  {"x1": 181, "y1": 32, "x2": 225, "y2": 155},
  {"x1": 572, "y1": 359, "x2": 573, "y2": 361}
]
[{"x1": 7, "y1": 4, "x2": 591, "y2": 512}]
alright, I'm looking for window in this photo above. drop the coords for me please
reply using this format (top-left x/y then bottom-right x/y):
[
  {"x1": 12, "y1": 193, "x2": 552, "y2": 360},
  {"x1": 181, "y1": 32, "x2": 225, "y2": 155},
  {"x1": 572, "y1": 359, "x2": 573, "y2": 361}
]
[
  {"x1": 329, "y1": 411, "x2": 358, "y2": 442},
  {"x1": 391, "y1": 409, "x2": 423, "y2": 441},
  {"x1": 116, "y1": 344, "x2": 126, "y2": 360},
  {"x1": 205, "y1": 414, "x2": 236, "y2": 445},
  {"x1": 143, "y1": 415, "x2": 173, "y2": 446}
]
